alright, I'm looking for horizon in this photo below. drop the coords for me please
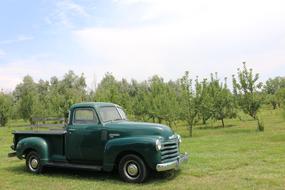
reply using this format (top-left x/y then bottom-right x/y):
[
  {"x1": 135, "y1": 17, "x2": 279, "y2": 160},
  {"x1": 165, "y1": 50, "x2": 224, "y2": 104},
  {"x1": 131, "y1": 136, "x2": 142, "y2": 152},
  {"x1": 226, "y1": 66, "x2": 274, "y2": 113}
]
[{"x1": 1, "y1": 0, "x2": 285, "y2": 91}]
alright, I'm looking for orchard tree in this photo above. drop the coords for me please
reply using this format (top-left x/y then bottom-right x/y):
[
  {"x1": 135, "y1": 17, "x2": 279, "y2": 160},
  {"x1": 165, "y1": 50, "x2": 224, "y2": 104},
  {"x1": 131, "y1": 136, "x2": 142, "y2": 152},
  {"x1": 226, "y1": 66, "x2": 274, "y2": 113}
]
[
  {"x1": 0, "y1": 92, "x2": 12, "y2": 126},
  {"x1": 195, "y1": 78, "x2": 212, "y2": 125},
  {"x1": 132, "y1": 80, "x2": 150, "y2": 121},
  {"x1": 147, "y1": 75, "x2": 171, "y2": 123},
  {"x1": 13, "y1": 75, "x2": 38, "y2": 123},
  {"x1": 57, "y1": 71, "x2": 87, "y2": 118},
  {"x1": 209, "y1": 75, "x2": 236, "y2": 127},
  {"x1": 164, "y1": 81, "x2": 180, "y2": 127},
  {"x1": 276, "y1": 88, "x2": 285, "y2": 107},
  {"x1": 94, "y1": 73, "x2": 120, "y2": 103},
  {"x1": 179, "y1": 71, "x2": 198, "y2": 137},
  {"x1": 232, "y1": 62, "x2": 263, "y2": 131},
  {"x1": 263, "y1": 77, "x2": 285, "y2": 109}
]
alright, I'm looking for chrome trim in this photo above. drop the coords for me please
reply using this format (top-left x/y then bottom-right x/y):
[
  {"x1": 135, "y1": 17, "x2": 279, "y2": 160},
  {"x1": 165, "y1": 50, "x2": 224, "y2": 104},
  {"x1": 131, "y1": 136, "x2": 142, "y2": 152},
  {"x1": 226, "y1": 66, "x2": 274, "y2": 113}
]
[
  {"x1": 109, "y1": 133, "x2": 120, "y2": 138},
  {"x1": 168, "y1": 134, "x2": 176, "y2": 140},
  {"x1": 156, "y1": 152, "x2": 189, "y2": 172}
]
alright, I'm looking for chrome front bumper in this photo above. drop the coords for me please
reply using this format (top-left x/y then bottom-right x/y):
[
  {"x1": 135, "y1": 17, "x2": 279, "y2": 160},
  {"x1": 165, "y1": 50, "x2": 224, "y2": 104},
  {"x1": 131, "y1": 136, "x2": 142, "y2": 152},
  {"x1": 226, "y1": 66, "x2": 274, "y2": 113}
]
[{"x1": 156, "y1": 152, "x2": 189, "y2": 172}]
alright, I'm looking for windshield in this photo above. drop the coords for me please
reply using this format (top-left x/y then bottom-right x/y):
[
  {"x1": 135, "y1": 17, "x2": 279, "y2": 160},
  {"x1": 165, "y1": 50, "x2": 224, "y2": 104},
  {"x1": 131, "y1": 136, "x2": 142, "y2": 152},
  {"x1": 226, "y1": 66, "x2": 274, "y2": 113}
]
[
  {"x1": 118, "y1": 107, "x2": 127, "y2": 120},
  {"x1": 98, "y1": 106, "x2": 127, "y2": 122}
]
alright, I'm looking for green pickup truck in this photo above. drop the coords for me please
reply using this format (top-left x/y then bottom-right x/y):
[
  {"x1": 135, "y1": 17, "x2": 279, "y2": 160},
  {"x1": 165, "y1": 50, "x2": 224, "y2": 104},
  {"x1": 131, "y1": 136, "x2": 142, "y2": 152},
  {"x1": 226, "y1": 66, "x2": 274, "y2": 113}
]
[{"x1": 8, "y1": 102, "x2": 188, "y2": 183}]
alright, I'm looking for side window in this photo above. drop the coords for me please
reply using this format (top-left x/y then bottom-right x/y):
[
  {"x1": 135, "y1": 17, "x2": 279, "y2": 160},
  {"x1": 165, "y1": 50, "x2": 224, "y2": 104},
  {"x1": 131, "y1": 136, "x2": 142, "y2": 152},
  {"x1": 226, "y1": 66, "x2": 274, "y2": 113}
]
[{"x1": 73, "y1": 108, "x2": 98, "y2": 125}]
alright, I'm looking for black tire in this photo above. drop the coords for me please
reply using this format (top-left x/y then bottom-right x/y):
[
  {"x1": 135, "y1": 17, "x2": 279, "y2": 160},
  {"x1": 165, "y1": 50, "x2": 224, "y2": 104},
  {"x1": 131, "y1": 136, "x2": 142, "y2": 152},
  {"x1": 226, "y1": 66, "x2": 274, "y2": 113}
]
[
  {"x1": 118, "y1": 154, "x2": 148, "y2": 183},
  {"x1": 25, "y1": 151, "x2": 43, "y2": 174}
]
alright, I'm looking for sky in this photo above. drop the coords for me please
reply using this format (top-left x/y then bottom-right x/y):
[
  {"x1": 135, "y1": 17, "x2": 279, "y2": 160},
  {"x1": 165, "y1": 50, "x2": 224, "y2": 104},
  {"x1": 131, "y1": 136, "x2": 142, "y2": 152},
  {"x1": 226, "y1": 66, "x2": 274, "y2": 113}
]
[{"x1": 0, "y1": 0, "x2": 285, "y2": 91}]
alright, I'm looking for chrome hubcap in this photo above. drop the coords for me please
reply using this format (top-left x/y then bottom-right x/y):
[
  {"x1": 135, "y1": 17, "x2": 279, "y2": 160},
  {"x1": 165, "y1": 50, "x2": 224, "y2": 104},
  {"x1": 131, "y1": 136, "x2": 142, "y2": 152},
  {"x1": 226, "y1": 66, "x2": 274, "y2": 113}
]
[
  {"x1": 127, "y1": 163, "x2": 138, "y2": 176},
  {"x1": 30, "y1": 158, "x2": 38, "y2": 169},
  {"x1": 123, "y1": 160, "x2": 140, "y2": 180}
]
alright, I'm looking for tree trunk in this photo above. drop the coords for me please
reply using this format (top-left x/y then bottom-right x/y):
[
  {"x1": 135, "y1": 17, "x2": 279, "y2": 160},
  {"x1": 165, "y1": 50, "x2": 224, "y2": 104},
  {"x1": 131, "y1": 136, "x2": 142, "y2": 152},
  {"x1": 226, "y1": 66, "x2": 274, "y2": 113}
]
[
  {"x1": 189, "y1": 125, "x2": 192, "y2": 137},
  {"x1": 271, "y1": 102, "x2": 277, "y2": 110},
  {"x1": 202, "y1": 118, "x2": 207, "y2": 125},
  {"x1": 221, "y1": 118, "x2": 225, "y2": 128}
]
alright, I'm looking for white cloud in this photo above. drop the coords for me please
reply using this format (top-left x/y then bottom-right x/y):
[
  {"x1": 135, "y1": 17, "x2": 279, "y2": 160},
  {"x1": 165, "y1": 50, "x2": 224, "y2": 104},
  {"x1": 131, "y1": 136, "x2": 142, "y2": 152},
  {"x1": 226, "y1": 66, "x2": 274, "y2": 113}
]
[
  {"x1": 0, "y1": 54, "x2": 101, "y2": 91},
  {"x1": 72, "y1": 0, "x2": 285, "y2": 82},
  {"x1": 0, "y1": 35, "x2": 34, "y2": 45},
  {"x1": 2, "y1": 0, "x2": 285, "y2": 91},
  {"x1": 46, "y1": 0, "x2": 91, "y2": 27},
  {"x1": 0, "y1": 55, "x2": 69, "y2": 91}
]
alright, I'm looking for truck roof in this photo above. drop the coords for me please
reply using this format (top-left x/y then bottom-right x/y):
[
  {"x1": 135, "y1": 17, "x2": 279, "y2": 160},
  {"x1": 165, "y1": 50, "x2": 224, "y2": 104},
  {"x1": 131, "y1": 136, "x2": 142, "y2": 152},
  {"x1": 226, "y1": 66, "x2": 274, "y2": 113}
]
[{"x1": 70, "y1": 102, "x2": 120, "y2": 109}]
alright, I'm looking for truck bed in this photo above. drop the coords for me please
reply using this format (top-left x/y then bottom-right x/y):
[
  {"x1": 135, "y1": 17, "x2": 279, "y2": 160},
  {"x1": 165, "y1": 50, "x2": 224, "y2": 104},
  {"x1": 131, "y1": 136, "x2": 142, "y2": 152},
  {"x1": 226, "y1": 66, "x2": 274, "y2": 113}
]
[{"x1": 13, "y1": 130, "x2": 66, "y2": 158}]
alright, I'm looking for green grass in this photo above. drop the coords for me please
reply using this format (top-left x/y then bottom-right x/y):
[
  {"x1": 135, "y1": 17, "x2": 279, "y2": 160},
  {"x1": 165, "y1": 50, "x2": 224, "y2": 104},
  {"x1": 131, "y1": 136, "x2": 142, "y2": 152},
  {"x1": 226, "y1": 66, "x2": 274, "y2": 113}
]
[{"x1": 1, "y1": 109, "x2": 285, "y2": 190}]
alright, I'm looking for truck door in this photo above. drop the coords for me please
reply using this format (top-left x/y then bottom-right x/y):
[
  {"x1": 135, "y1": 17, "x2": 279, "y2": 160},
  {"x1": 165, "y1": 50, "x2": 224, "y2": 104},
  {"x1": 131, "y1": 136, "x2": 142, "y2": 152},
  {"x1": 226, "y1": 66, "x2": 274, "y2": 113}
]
[{"x1": 66, "y1": 107, "x2": 105, "y2": 164}]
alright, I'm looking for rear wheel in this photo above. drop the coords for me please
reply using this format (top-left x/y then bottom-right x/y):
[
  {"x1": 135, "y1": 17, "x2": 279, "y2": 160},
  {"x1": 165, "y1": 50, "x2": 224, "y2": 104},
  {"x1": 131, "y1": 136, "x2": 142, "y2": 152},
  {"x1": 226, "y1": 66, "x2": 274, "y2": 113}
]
[
  {"x1": 26, "y1": 151, "x2": 43, "y2": 174},
  {"x1": 118, "y1": 154, "x2": 148, "y2": 183}
]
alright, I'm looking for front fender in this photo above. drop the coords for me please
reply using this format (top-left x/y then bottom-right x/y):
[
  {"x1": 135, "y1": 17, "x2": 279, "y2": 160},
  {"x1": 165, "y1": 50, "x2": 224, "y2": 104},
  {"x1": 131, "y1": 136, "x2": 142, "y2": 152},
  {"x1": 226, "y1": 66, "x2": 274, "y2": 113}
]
[
  {"x1": 16, "y1": 137, "x2": 49, "y2": 164},
  {"x1": 103, "y1": 136, "x2": 160, "y2": 171}
]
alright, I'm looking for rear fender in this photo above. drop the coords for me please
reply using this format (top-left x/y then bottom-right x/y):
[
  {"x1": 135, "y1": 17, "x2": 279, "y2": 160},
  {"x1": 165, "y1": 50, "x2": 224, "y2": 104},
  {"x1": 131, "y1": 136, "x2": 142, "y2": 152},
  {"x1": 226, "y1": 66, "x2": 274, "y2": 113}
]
[{"x1": 16, "y1": 137, "x2": 49, "y2": 164}]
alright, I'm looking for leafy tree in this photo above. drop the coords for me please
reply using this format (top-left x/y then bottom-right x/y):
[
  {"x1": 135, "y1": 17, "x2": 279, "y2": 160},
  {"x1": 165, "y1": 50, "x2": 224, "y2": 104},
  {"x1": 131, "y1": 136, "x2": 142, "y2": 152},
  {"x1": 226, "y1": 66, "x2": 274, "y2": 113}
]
[
  {"x1": 276, "y1": 88, "x2": 285, "y2": 107},
  {"x1": 94, "y1": 73, "x2": 120, "y2": 103},
  {"x1": 55, "y1": 71, "x2": 87, "y2": 118},
  {"x1": 232, "y1": 62, "x2": 263, "y2": 131},
  {"x1": 132, "y1": 80, "x2": 150, "y2": 121},
  {"x1": 145, "y1": 76, "x2": 179, "y2": 126},
  {"x1": 179, "y1": 71, "x2": 198, "y2": 137},
  {"x1": 195, "y1": 78, "x2": 212, "y2": 125},
  {"x1": 148, "y1": 75, "x2": 168, "y2": 123},
  {"x1": 0, "y1": 92, "x2": 12, "y2": 126},
  {"x1": 164, "y1": 81, "x2": 180, "y2": 127},
  {"x1": 13, "y1": 75, "x2": 38, "y2": 123},
  {"x1": 209, "y1": 75, "x2": 236, "y2": 127},
  {"x1": 263, "y1": 77, "x2": 285, "y2": 109}
]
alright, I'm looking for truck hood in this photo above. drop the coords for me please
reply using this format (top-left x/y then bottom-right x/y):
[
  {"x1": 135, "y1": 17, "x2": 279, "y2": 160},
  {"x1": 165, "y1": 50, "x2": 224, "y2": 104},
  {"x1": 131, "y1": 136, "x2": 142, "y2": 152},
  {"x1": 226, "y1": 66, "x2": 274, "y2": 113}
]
[{"x1": 104, "y1": 120, "x2": 174, "y2": 139}]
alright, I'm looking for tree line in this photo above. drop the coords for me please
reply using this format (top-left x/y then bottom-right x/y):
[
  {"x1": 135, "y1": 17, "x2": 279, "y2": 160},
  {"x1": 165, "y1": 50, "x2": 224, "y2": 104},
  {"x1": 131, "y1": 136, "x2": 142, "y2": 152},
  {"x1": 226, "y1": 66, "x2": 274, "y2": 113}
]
[{"x1": 1, "y1": 62, "x2": 285, "y2": 136}]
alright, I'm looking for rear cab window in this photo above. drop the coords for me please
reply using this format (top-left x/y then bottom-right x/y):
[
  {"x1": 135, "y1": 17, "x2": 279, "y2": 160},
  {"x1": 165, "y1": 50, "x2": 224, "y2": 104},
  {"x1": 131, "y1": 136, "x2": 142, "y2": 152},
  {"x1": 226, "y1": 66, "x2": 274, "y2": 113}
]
[{"x1": 73, "y1": 108, "x2": 98, "y2": 125}]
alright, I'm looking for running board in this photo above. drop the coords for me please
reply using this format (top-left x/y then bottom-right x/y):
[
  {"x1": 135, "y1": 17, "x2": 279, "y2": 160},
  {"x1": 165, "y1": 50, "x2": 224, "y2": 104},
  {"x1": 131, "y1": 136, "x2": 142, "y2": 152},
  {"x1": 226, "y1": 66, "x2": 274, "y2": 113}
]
[{"x1": 45, "y1": 162, "x2": 102, "y2": 171}]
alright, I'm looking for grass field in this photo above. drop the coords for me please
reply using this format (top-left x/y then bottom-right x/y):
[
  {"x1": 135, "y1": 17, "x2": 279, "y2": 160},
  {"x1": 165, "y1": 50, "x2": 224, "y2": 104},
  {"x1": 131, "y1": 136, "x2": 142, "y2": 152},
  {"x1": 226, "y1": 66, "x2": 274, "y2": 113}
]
[{"x1": 0, "y1": 108, "x2": 285, "y2": 190}]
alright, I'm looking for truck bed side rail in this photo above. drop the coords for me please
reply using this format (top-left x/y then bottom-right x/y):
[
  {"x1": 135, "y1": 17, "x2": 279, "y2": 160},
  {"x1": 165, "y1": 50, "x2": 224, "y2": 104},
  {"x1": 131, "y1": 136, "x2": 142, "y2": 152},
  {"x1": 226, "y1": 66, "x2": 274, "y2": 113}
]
[{"x1": 30, "y1": 117, "x2": 66, "y2": 130}]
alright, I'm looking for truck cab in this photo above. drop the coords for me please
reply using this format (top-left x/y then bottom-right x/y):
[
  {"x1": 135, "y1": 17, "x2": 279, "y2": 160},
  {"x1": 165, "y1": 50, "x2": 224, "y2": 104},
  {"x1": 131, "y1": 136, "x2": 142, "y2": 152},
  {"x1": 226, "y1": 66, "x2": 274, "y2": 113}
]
[{"x1": 9, "y1": 102, "x2": 188, "y2": 183}]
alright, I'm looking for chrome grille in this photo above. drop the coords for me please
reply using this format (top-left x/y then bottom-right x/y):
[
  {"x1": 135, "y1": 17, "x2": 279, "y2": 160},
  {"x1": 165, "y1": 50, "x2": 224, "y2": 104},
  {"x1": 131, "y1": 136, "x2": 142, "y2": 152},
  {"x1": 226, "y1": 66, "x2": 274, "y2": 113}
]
[{"x1": 160, "y1": 139, "x2": 179, "y2": 163}]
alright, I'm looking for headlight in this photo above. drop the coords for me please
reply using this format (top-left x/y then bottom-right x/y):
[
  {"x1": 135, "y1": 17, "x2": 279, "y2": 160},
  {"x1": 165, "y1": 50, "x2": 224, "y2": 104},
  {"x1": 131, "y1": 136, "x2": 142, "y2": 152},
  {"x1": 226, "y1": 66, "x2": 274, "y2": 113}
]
[
  {"x1": 177, "y1": 134, "x2": 182, "y2": 143},
  {"x1": 155, "y1": 139, "x2": 162, "y2": 151}
]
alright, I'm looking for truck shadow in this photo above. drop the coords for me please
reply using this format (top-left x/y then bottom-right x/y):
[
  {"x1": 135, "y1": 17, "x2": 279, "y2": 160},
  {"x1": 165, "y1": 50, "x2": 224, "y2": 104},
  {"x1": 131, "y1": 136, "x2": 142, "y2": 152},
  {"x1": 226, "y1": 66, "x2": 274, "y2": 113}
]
[{"x1": 6, "y1": 164, "x2": 180, "y2": 183}]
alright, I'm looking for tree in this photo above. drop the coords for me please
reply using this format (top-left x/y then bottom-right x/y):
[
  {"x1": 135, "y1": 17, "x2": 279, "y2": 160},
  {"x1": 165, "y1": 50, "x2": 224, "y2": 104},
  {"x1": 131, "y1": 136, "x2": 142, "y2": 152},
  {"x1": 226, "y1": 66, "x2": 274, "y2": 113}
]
[
  {"x1": 232, "y1": 62, "x2": 263, "y2": 131},
  {"x1": 13, "y1": 75, "x2": 38, "y2": 123},
  {"x1": 179, "y1": 71, "x2": 198, "y2": 137},
  {"x1": 57, "y1": 71, "x2": 86, "y2": 116},
  {"x1": 276, "y1": 88, "x2": 285, "y2": 107},
  {"x1": 0, "y1": 92, "x2": 12, "y2": 126},
  {"x1": 164, "y1": 81, "x2": 180, "y2": 127},
  {"x1": 147, "y1": 75, "x2": 168, "y2": 123},
  {"x1": 94, "y1": 73, "x2": 120, "y2": 103},
  {"x1": 132, "y1": 80, "x2": 150, "y2": 121},
  {"x1": 263, "y1": 77, "x2": 285, "y2": 109},
  {"x1": 195, "y1": 77, "x2": 212, "y2": 125},
  {"x1": 209, "y1": 75, "x2": 236, "y2": 127}
]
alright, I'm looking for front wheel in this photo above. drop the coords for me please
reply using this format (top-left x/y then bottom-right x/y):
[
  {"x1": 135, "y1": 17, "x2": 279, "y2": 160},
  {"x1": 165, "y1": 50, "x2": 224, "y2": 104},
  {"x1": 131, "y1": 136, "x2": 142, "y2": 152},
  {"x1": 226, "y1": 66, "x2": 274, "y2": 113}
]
[
  {"x1": 26, "y1": 151, "x2": 43, "y2": 174},
  {"x1": 118, "y1": 154, "x2": 148, "y2": 183}
]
